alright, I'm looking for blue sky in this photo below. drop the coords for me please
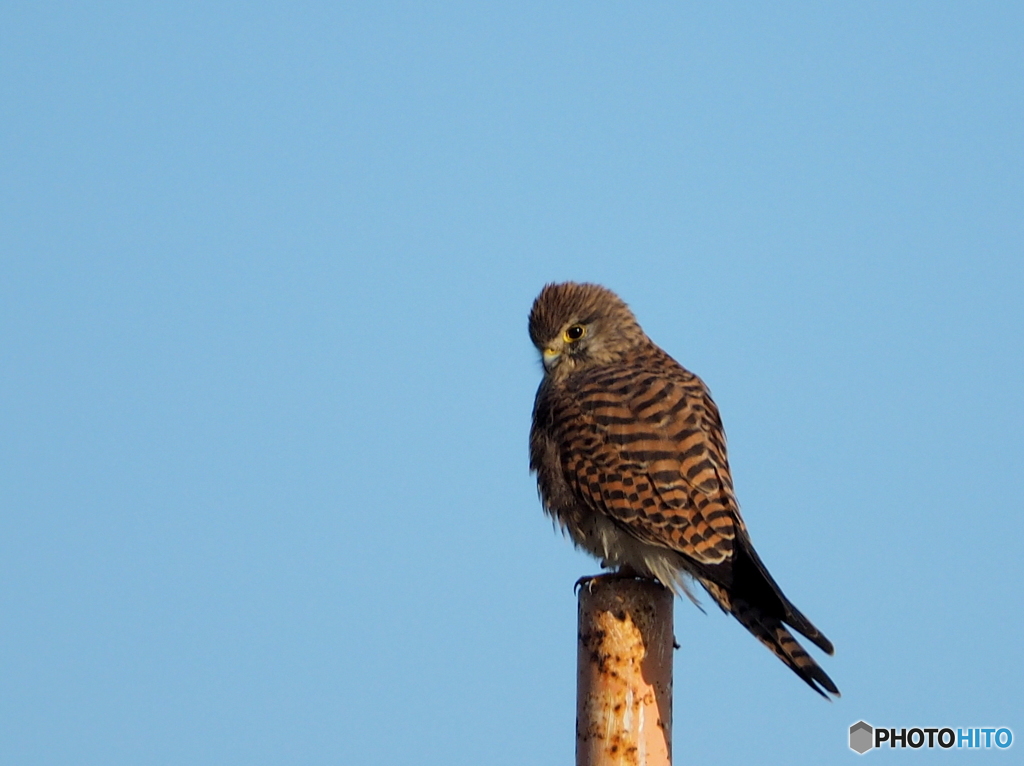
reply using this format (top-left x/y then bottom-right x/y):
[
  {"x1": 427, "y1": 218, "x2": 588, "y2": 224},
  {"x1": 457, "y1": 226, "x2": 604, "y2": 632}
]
[{"x1": 2, "y1": 2, "x2": 1021, "y2": 763}]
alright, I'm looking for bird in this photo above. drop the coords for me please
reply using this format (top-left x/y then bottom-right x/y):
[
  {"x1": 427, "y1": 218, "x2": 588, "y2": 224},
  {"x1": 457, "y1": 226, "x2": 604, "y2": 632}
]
[{"x1": 528, "y1": 281, "x2": 838, "y2": 698}]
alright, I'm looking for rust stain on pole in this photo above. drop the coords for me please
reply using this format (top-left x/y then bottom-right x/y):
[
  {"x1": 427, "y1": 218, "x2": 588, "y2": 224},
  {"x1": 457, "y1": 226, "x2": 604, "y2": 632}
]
[{"x1": 577, "y1": 576, "x2": 673, "y2": 766}]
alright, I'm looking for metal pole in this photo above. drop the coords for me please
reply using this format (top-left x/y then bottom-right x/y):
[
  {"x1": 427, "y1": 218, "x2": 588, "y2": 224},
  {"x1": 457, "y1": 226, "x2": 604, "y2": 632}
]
[{"x1": 577, "y1": 576, "x2": 674, "y2": 766}]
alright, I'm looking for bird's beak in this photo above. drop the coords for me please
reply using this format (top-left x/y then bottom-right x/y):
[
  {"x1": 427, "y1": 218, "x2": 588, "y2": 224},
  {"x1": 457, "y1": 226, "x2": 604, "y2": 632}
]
[{"x1": 542, "y1": 347, "x2": 560, "y2": 370}]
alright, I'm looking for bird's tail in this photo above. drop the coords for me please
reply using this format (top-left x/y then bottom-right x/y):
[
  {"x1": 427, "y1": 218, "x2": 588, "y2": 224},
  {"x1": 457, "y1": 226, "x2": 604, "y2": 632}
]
[
  {"x1": 698, "y1": 547, "x2": 840, "y2": 699},
  {"x1": 706, "y1": 581, "x2": 839, "y2": 698}
]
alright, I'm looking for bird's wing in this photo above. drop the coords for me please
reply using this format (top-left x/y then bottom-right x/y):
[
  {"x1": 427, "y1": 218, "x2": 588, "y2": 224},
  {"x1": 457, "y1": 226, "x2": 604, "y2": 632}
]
[{"x1": 563, "y1": 358, "x2": 743, "y2": 566}]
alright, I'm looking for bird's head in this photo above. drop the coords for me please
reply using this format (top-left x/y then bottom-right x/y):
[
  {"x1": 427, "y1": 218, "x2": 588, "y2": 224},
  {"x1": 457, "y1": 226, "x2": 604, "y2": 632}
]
[{"x1": 529, "y1": 282, "x2": 647, "y2": 378}]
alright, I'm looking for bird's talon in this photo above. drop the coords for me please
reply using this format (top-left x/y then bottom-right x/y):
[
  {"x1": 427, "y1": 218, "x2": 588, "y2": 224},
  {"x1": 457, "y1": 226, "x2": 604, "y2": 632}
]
[{"x1": 574, "y1": 575, "x2": 596, "y2": 595}]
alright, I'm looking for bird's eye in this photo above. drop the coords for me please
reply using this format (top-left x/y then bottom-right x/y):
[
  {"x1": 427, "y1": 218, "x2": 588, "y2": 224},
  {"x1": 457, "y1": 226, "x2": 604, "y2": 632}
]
[{"x1": 564, "y1": 324, "x2": 586, "y2": 342}]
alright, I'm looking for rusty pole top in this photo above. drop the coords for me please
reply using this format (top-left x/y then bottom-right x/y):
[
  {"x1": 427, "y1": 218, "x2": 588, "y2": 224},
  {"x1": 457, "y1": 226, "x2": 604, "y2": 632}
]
[{"x1": 577, "y1": 576, "x2": 674, "y2": 766}]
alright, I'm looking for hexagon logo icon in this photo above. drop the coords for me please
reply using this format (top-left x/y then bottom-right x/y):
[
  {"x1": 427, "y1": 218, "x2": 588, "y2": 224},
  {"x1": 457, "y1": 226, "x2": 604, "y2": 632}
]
[{"x1": 850, "y1": 721, "x2": 874, "y2": 754}]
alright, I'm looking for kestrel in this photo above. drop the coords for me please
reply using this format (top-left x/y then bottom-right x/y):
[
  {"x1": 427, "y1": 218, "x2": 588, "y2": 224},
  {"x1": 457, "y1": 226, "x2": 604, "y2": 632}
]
[{"x1": 529, "y1": 282, "x2": 838, "y2": 697}]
